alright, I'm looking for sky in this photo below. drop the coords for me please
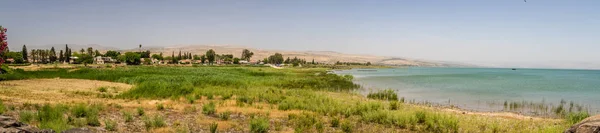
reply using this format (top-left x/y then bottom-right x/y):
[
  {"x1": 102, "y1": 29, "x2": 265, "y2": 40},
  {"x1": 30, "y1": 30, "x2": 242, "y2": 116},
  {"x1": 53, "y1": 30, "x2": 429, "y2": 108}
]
[{"x1": 1, "y1": 0, "x2": 599, "y2": 69}]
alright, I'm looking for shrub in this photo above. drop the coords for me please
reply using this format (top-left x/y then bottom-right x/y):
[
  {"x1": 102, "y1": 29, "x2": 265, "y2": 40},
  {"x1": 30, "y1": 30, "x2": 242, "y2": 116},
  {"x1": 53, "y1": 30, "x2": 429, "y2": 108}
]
[
  {"x1": 567, "y1": 111, "x2": 590, "y2": 124},
  {"x1": 219, "y1": 111, "x2": 231, "y2": 120},
  {"x1": 97, "y1": 87, "x2": 108, "y2": 93},
  {"x1": 0, "y1": 100, "x2": 5, "y2": 114},
  {"x1": 367, "y1": 89, "x2": 398, "y2": 101},
  {"x1": 37, "y1": 104, "x2": 69, "y2": 132},
  {"x1": 340, "y1": 121, "x2": 353, "y2": 133},
  {"x1": 250, "y1": 117, "x2": 269, "y2": 133},
  {"x1": 19, "y1": 111, "x2": 35, "y2": 123},
  {"x1": 123, "y1": 112, "x2": 134, "y2": 122},
  {"x1": 143, "y1": 115, "x2": 166, "y2": 130},
  {"x1": 105, "y1": 120, "x2": 117, "y2": 131},
  {"x1": 291, "y1": 113, "x2": 321, "y2": 133},
  {"x1": 137, "y1": 107, "x2": 145, "y2": 116},
  {"x1": 157, "y1": 103, "x2": 165, "y2": 110},
  {"x1": 237, "y1": 95, "x2": 254, "y2": 105},
  {"x1": 389, "y1": 101, "x2": 400, "y2": 110},
  {"x1": 330, "y1": 117, "x2": 340, "y2": 127},
  {"x1": 186, "y1": 95, "x2": 196, "y2": 104},
  {"x1": 415, "y1": 111, "x2": 427, "y2": 124},
  {"x1": 203, "y1": 102, "x2": 216, "y2": 115},
  {"x1": 210, "y1": 122, "x2": 218, "y2": 133}
]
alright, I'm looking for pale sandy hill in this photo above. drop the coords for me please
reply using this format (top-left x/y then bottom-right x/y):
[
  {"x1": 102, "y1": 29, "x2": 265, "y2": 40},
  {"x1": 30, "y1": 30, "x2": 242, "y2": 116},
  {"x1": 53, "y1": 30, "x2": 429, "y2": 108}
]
[{"x1": 122, "y1": 45, "x2": 464, "y2": 67}]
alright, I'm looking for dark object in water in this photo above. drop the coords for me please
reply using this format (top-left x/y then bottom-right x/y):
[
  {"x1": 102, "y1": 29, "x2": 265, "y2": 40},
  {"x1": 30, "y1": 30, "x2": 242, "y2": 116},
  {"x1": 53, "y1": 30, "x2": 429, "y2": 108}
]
[{"x1": 512, "y1": 68, "x2": 517, "y2": 70}]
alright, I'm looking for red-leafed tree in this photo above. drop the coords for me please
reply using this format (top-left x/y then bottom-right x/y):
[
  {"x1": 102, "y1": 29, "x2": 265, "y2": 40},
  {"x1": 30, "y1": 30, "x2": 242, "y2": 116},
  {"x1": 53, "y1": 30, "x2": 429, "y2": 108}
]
[{"x1": 0, "y1": 26, "x2": 7, "y2": 66}]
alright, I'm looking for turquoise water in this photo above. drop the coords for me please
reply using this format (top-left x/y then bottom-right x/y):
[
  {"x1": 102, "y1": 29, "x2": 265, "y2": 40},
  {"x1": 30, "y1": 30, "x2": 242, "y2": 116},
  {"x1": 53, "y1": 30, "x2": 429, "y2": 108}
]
[{"x1": 335, "y1": 67, "x2": 600, "y2": 115}]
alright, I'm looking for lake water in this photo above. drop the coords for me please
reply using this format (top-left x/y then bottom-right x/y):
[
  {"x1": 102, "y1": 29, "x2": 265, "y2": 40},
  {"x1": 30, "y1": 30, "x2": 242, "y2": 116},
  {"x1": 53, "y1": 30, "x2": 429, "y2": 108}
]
[{"x1": 335, "y1": 67, "x2": 600, "y2": 116}]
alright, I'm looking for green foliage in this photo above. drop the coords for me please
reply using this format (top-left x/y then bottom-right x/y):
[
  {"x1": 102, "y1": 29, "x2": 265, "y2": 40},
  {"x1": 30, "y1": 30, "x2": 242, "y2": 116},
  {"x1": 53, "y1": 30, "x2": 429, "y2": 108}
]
[
  {"x1": 566, "y1": 111, "x2": 590, "y2": 124},
  {"x1": 143, "y1": 115, "x2": 166, "y2": 130},
  {"x1": 330, "y1": 117, "x2": 340, "y2": 127},
  {"x1": 219, "y1": 111, "x2": 231, "y2": 120},
  {"x1": 340, "y1": 121, "x2": 353, "y2": 133},
  {"x1": 367, "y1": 89, "x2": 398, "y2": 101},
  {"x1": 123, "y1": 111, "x2": 134, "y2": 122},
  {"x1": 157, "y1": 103, "x2": 165, "y2": 111},
  {"x1": 389, "y1": 101, "x2": 400, "y2": 110},
  {"x1": 0, "y1": 100, "x2": 5, "y2": 114},
  {"x1": 124, "y1": 52, "x2": 141, "y2": 65},
  {"x1": 206, "y1": 49, "x2": 216, "y2": 64},
  {"x1": 97, "y1": 87, "x2": 107, "y2": 93},
  {"x1": 290, "y1": 113, "x2": 322, "y2": 133},
  {"x1": 202, "y1": 102, "x2": 216, "y2": 115},
  {"x1": 19, "y1": 111, "x2": 35, "y2": 123},
  {"x1": 104, "y1": 119, "x2": 117, "y2": 131},
  {"x1": 37, "y1": 104, "x2": 69, "y2": 132},
  {"x1": 210, "y1": 122, "x2": 218, "y2": 133},
  {"x1": 104, "y1": 50, "x2": 120, "y2": 59},
  {"x1": 250, "y1": 117, "x2": 270, "y2": 133},
  {"x1": 137, "y1": 107, "x2": 145, "y2": 116}
]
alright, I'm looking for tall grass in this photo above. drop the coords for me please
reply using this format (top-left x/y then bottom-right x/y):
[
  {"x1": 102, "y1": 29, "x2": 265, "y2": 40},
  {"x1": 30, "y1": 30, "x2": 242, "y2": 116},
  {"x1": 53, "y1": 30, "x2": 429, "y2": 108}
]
[{"x1": 367, "y1": 89, "x2": 398, "y2": 101}]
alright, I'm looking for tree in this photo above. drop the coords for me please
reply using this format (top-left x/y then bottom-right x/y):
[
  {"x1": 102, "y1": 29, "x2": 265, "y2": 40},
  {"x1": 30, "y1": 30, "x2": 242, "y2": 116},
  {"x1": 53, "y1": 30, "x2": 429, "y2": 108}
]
[
  {"x1": 0, "y1": 26, "x2": 7, "y2": 66},
  {"x1": 86, "y1": 47, "x2": 93, "y2": 56},
  {"x1": 178, "y1": 50, "x2": 182, "y2": 60},
  {"x1": 233, "y1": 57, "x2": 240, "y2": 64},
  {"x1": 241, "y1": 49, "x2": 254, "y2": 61},
  {"x1": 22, "y1": 45, "x2": 28, "y2": 62},
  {"x1": 171, "y1": 51, "x2": 177, "y2": 64},
  {"x1": 311, "y1": 59, "x2": 315, "y2": 64},
  {"x1": 284, "y1": 57, "x2": 290, "y2": 64},
  {"x1": 206, "y1": 49, "x2": 216, "y2": 65},
  {"x1": 59, "y1": 50, "x2": 64, "y2": 62},
  {"x1": 49, "y1": 47, "x2": 57, "y2": 62},
  {"x1": 104, "y1": 50, "x2": 120, "y2": 59},
  {"x1": 193, "y1": 55, "x2": 200, "y2": 60},
  {"x1": 366, "y1": 62, "x2": 371, "y2": 66},
  {"x1": 200, "y1": 55, "x2": 206, "y2": 64},
  {"x1": 64, "y1": 44, "x2": 71, "y2": 63},
  {"x1": 267, "y1": 53, "x2": 284, "y2": 64},
  {"x1": 73, "y1": 52, "x2": 93, "y2": 66},
  {"x1": 94, "y1": 50, "x2": 102, "y2": 57},
  {"x1": 151, "y1": 54, "x2": 163, "y2": 60},
  {"x1": 124, "y1": 52, "x2": 141, "y2": 65},
  {"x1": 80, "y1": 48, "x2": 85, "y2": 53}
]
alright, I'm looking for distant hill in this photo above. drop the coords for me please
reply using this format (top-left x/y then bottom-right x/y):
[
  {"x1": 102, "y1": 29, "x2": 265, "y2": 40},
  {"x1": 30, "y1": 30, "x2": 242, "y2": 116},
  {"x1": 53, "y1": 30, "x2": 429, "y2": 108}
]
[
  {"x1": 12, "y1": 44, "x2": 118, "y2": 52},
  {"x1": 120, "y1": 45, "x2": 468, "y2": 67},
  {"x1": 10, "y1": 44, "x2": 469, "y2": 67}
]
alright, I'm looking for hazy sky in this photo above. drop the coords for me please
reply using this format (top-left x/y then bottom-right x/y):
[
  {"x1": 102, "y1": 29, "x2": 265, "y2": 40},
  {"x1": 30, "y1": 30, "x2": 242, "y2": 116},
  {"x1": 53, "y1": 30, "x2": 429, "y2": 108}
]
[{"x1": 1, "y1": 0, "x2": 599, "y2": 68}]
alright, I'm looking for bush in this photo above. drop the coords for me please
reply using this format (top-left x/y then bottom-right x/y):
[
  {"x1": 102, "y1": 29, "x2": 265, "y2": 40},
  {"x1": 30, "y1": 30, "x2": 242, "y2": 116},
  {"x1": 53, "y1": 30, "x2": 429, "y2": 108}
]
[
  {"x1": 157, "y1": 103, "x2": 165, "y2": 111},
  {"x1": 0, "y1": 100, "x2": 5, "y2": 115},
  {"x1": 19, "y1": 111, "x2": 35, "y2": 123},
  {"x1": 123, "y1": 112, "x2": 134, "y2": 122},
  {"x1": 367, "y1": 89, "x2": 398, "y2": 101},
  {"x1": 97, "y1": 87, "x2": 108, "y2": 93},
  {"x1": 250, "y1": 117, "x2": 269, "y2": 133},
  {"x1": 105, "y1": 120, "x2": 117, "y2": 131},
  {"x1": 415, "y1": 111, "x2": 427, "y2": 124},
  {"x1": 567, "y1": 111, "x2": 590, "y2": 124},
  {"x1": 210, "y1": 122, "x2": 218, "y2": 133},
  {"x1": 330, "y1": 117, "x2": 340, "y2": 127},
  {"x1": 37, "y1": 104, "x2": 69, "y2": 132},
  {"x1": 219, "y1": 111, "x2": 231, "y2": 120},
  {"x1": 389, "y1": 101, "x2": 400, "y2": 110},
  {"x1": 291, "y1": 113, "x2": 320, "y2": 133},
  {"x1": 143, "y1": 115, "x2": 166, "y2": 130},
  {"x1": 340, "y1": 121, "x2": 353, "y2": 133},
  {"x1": 137, "y1": 107, "x2": 145, "y2": 116},
  {"x1": 203, "y1": 102, "x2": 216, "y2": 115}
]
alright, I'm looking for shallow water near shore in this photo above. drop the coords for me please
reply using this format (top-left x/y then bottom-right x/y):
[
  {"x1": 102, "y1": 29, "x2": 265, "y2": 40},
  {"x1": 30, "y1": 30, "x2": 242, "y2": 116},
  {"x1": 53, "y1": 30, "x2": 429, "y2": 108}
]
[{"x1": 335, "y1": 67, "x2": 600, "y2": 116}]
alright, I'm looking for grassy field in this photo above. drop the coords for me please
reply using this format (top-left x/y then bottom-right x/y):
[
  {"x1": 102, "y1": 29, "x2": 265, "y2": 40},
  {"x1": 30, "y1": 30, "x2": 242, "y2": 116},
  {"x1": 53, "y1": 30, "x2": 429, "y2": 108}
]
[{"x1": 0, "y1": 66, "x2": 573, "y2": 132}]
